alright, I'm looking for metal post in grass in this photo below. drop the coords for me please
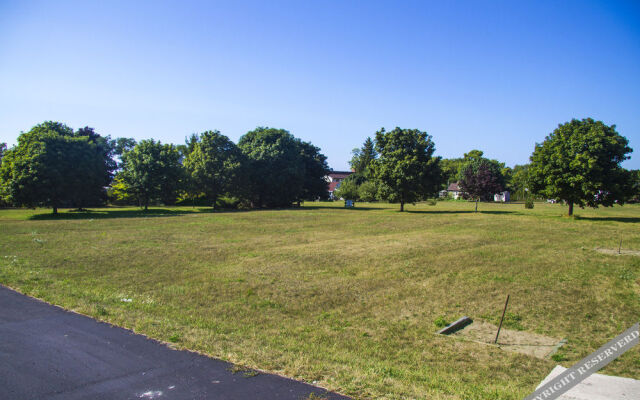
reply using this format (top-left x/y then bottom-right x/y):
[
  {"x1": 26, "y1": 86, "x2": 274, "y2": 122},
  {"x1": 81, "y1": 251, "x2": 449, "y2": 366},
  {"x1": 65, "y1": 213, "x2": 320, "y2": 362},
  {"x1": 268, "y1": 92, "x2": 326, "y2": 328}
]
[
  {"x1": 494, "y1": 294, "x2": 510, "y2": 344},
  {"x1": 619, "y1": 237, "x2": 622, "y2": 254}
]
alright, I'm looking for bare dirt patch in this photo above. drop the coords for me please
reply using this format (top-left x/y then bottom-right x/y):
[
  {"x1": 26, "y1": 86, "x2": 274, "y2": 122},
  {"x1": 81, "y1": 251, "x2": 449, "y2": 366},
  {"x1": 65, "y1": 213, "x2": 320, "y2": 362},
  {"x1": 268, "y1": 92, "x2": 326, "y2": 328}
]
[
  {"x1": 595, "y1": 247, "x2": 640, "y2": 256},
  {"x1": 450, "y1": 320, "x2": 564, "y2": 359}
]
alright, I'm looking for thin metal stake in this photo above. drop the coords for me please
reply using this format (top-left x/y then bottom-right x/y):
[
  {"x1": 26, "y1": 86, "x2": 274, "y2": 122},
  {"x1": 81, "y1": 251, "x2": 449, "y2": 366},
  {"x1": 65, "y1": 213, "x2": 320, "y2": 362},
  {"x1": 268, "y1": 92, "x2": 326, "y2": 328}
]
[
  {"x1": 619, "y1": 237, "x2": 622, "y2": 254},
  {"x1": 494, "y1": 294, "x2": 510, "y2": 344}
]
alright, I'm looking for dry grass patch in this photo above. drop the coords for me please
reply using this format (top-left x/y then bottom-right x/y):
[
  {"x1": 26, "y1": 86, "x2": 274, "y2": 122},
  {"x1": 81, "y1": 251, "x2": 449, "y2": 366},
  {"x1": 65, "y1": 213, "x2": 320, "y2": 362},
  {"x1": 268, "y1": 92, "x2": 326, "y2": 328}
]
[
  {"x1": 595, "y1": 247, "x2": 640, "y2": 256},
  {"x1": 450, "y1": 319, "x2": 565, "y2": 359}
]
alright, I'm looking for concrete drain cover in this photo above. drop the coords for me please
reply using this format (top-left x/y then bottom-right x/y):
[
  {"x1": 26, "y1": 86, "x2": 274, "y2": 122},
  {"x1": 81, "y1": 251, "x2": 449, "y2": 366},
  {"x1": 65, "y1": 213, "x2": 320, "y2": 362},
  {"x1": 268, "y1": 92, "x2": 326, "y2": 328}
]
[
  {"x1": 450, "y1": 320, "x2": 565, "y2": 359},
  {"x1": 595, "y1": 247, "x2": 640, "y2": 256}
]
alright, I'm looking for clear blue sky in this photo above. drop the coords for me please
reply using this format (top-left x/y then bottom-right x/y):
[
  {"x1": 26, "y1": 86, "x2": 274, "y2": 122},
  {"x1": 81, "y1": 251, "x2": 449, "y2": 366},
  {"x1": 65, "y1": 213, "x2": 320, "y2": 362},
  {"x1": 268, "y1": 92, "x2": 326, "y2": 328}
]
[{"x1": 1, "y1": 0, "x2": 639, "y2": 170}]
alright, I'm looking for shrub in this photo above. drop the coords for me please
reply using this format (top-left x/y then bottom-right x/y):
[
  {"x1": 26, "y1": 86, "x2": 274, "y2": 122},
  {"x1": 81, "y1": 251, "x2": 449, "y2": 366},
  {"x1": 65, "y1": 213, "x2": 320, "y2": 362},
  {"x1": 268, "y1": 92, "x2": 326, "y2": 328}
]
[
  {"x1": 358, "y1": 181, "x2": 378, "y2": 202},
  {"x1": 175, "y1": 194, "x2": 212, "y2": 207},
  {"x1": 334, "y1": 178, "x2": 359, "y2": 200},
  {"x1": 237, "y1": 199, "x2": 253, "y2": 210},
  {"x1": 525, "y1": 197, "x2": 534, "y2": 209}
]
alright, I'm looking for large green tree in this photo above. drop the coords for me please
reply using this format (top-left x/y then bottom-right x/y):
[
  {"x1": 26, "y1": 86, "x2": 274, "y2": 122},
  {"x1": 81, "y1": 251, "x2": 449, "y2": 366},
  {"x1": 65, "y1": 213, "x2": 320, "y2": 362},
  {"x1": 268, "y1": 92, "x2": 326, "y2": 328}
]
[
  {"x1": 114, "y1": 137, "x2": 137, "y2": 157},
  {"x1": 509, "y1": 164, "x2": 530, "y2": 200},
  {"x1": 298, "y1": 140, "x2": 330, "y2": 202},
  {"x1": 440, "y1": 157, "x2": 463, "y2": 187},
  {"x1": 176, "y1": 133, "x2": 200, "y2": 159},
  {"x1": 0, "y1": 122, "x2": 115, "y2": 213},
  {"x1": 629, "y1": 170, "x2": 640, "y2": 202},
  {"x1": 529, "y1": 118, "x2": 633, "y2": 216},
  {"x1": 238, "y1": 127, "x2": 305, "y2": 208},
  {"x1": 116, "y1": 139, "x2": 183, "y2": 210},
  {"x1": 0, "y1": 143, "x2": 7, "y2": 207},
  {"x1": 348, "y1": 137, "x2": 380, "y2": 191},
  {"x1": 372, "y1": 127, "x2": 442, "y2": 211},
  {"x1": 183, "y1": 131, "x2": 244, "y2": 209},
  {"x1": 71, "y1": 126, "x2": 117, "y2": 208},
  {"x1": 349, "y1": 137, "x2": 377, "y2": 175}
]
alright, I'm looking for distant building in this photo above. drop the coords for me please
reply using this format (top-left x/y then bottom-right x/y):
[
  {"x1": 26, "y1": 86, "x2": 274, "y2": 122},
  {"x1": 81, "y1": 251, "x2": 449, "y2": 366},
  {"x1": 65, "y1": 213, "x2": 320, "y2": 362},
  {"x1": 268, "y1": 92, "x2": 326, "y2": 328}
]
[
  {"x1": 326, "y1": 171, "x2": 353, "y2": 199},
  {"x1": 494, "y1": 191, "x2": 510, "y2": 202},
  {"x1": 447, "y1": 182, "x2": 464, "y2": 200}
]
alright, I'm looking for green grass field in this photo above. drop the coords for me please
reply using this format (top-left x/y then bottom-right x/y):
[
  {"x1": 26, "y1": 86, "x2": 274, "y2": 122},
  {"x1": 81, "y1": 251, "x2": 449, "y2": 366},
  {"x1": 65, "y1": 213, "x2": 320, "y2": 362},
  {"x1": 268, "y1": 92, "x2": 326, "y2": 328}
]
[{"x1": 1, "y1": 201, "x2": 638, "y2": 399}]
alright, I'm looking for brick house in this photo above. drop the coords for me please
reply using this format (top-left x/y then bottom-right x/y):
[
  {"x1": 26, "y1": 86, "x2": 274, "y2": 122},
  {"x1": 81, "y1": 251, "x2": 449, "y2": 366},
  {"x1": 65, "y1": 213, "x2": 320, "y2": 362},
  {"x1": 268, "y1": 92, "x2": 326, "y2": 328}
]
[{"x1": 326, "y1": 171, "x2": 353, "y2": 199}]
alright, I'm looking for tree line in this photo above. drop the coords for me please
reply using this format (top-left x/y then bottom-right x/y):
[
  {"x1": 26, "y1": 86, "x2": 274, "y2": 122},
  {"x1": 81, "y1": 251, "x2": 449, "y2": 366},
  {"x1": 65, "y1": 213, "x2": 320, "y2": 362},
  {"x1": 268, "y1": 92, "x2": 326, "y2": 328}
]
[
  {"x1": 0, "y1": 118, "x2": 637, "y2": 215},
  {"x1": 335, "y1": 118, "x2": 637, "y2": 215},
  {"x1": 0, "y1": 123, "x2": 331, "y2": 212}
]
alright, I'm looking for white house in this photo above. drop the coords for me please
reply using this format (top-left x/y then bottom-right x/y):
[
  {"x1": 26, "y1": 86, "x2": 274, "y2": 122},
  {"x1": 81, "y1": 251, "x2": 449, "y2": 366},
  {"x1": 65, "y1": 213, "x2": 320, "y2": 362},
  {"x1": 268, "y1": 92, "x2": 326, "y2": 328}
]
[
  {"x1": 494, "y1": 191, "x2": 510, "y2": 202},
  {"x1": 447, "y1": 182, "x2": 464, "y2": 199}
]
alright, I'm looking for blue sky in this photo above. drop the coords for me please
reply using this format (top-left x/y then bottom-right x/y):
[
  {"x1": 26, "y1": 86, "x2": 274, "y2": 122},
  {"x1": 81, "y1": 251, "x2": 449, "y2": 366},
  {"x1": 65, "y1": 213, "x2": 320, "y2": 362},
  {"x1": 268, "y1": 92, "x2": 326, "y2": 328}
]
[{"x1": 1, "y1": 0, "x2": 639, "y2": 169}]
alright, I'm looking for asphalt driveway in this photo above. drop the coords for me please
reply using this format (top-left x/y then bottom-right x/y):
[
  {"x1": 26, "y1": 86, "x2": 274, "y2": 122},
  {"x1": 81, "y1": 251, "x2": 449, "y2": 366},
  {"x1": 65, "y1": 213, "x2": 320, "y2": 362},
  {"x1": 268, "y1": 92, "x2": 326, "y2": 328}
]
[{"x1": 0, "y1": 285, "x2": 350, "y2": 400}]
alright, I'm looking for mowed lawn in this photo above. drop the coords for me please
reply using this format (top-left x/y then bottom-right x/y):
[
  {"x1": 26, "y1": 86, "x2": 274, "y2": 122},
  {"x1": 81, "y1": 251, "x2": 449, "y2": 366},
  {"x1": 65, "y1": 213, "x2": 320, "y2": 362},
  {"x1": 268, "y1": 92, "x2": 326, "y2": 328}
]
[{"x1": 1, "y1": 201, "x2": 639, "y2": 399}]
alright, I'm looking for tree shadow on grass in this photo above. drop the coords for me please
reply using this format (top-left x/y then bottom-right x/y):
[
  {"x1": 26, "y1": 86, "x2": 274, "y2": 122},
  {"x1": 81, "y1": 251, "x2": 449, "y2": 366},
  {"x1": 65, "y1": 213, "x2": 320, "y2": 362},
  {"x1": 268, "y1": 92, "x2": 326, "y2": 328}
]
[
  {"x1": 26, "y1": 204, "x2": 381, "y2": 220},
  {"x1": 282, "y1": 205, "x2": 517, "y2": 214},
  {"x1": 298, "y1": 205, "x2": 382, "y2": 212},
  {"x1": 573, "y1": 215, "x2": 640, "y2": 224},
  {"x1": 28, "y1": 207, "x2": 220, "y2": 220},
  {"x1": 26, "y1": 204, "x2": 519, "y2": 220},
  {"x1": 405, "y1": 210, "x2": 516, "y2": 215}
]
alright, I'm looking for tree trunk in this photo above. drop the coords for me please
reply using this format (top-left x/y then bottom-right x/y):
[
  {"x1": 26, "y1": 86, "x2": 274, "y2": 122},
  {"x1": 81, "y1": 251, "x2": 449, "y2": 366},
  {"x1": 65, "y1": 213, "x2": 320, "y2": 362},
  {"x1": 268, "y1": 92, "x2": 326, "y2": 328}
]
[
  {"x1": 568, "y1": 201, "x2": 573, "y2": 216},
  {"x1": 212, "y1": 193, "x2": 217, "y2": 210},
  {"x1": 400, "y1": 201, "x2": 404, "y2": 212},
  {"x1": 475, "y1": 199, "x2": 478, "y2": 213},
  {"x1": 52, "y1": 206, "x2": 58, "y2": 214}
]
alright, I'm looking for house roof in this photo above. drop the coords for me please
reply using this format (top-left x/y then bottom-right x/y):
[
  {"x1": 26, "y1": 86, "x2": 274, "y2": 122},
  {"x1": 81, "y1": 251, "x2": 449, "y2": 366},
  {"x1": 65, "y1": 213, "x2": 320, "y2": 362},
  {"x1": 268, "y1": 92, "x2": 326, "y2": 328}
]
[
  {"x1": 327, "y1": 171, "x2": 353, "y2": 180},
  {"x1": 447, "y1": 182, "x2": 461, "y2": 191}
]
